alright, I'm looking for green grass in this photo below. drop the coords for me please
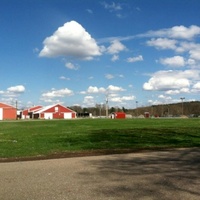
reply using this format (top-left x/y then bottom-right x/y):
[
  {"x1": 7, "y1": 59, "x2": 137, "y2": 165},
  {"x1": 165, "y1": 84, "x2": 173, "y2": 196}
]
[{"x1": 0, "y1": 118, "x2": 200, "y2": 158}]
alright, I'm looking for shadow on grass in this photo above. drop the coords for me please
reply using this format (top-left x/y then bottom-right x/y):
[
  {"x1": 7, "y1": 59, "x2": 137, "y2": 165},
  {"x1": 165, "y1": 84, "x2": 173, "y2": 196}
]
[
  {"x1": 79, "y1": 148, "x2": 200, "y2": 200},
  {"x1": 58, "y1": 127, "x2": 200, "y2": 150}
]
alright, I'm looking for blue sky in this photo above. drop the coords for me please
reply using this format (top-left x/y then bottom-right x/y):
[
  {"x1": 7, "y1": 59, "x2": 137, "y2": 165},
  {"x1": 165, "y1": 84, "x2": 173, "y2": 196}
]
[{"x1": 0, "y1": 0, "x2": 200, "y2": 109}]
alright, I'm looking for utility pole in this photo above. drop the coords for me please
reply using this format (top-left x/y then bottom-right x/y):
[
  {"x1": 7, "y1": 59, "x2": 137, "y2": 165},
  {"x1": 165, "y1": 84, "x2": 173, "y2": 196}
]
[
  {"x1": 135, "y1": 101, "x2": 138, "y2": 117},
  {"x1": 180, "y1": 97, "x2": 185, "y2": 115},
  {"x1": 105, "y1": 96, "x2": 108, "y2": 118},
  {"x1": 15, "y1": 100, "x2": 18, "y2": 110}
]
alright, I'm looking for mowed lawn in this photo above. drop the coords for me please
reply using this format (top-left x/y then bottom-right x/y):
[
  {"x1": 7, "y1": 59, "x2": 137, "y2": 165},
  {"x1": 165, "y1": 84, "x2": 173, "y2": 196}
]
[{"x1": 0, "y1": 118, "x2": 200, "y2": 158}]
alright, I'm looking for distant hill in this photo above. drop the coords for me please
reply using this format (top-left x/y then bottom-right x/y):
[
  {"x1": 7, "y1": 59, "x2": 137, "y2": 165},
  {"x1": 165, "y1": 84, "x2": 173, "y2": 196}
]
[{"x1": 70, "y1": 101, "x2": 200, "y2": 118}]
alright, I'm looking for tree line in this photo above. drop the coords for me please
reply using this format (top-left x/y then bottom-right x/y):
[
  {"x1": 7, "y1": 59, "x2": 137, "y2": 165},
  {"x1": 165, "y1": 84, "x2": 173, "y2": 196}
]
[{"x1": 69, "y1": 101, "x2": 200, "y2": 117}]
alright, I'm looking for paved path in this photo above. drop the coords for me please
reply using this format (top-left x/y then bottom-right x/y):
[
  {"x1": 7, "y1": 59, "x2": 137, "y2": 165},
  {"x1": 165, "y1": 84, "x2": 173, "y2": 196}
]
[{"x1": 0, "y1": 148, "x2": 200, "y2": 200}]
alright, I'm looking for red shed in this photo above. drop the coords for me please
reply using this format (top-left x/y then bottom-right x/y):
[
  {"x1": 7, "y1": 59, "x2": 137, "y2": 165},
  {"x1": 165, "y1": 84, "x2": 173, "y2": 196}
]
[
  {"x1": 22, "y1": 105, "x2": 43, "y2": 119},
  {"x1": 33, "y1": 104, "x2": 76, "y2": 119},
  {"x1": 0, "y1": 102, "x2": 16, "y2": 120},
  {"x1": 111, "y1": 112, "x2": 126, "y2": 119}
]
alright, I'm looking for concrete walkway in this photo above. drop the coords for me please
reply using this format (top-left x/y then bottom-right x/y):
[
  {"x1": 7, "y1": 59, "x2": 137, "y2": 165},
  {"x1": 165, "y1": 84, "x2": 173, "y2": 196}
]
[{"x1": 0, "y1": 148, "x2": 200, "y2": 200}]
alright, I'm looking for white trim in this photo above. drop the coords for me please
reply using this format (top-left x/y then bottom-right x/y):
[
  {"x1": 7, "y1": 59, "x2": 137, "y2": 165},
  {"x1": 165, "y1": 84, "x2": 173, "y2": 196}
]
[{"x1": 0, "y1": 108, "x2": 3, "y2": 120}]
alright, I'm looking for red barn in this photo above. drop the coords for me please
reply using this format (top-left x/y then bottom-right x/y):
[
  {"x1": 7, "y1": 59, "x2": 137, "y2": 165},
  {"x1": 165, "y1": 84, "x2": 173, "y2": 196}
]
[
  {"x1": 0, "y1": 102, "x2": 16, "y2": 120},
  {"x1": 111, "y1": 112, "x2": 126, "y2": 119},
  {"x1": 22, "y1": 105, "x2": 43, "y2": 119},
  {"x1": 33, "y1": 104, "x2": 76, "y2": 119}
]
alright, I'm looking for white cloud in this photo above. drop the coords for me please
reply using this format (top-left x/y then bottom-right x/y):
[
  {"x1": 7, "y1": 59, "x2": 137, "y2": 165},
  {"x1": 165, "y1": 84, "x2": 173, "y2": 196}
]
[
  {"x1": 7, "y1": 85, "x2": 25, "y2": 93},
  {"x1": 105, "y1": 74, "x2": 114, "y2": 79},
  {"x1": 105, "y1": 74, "x2": 124, "y2": 79},
  {"x1": 39, "y1": 20, "x2": 102, "y2": 60},
  {"x1": 158, "y1": 95, "x2": 172, "y2": 100},
  {"x1": 0, "y1": 85, "x2": 25, "y2": 99},
  {"x1": 107, "y1": 85, "x2": 126, "y2": 92},
  {"x1": 86, "y1": 86, "x2": 106, "y2": 94},
  {"x1": 146, "y1": 38, "x2": 177, "y2": 50},
  {"x1": 143, "y1": 70, "x2": 195, "y2": 91},
  {"x1": 193, "y1": 82, "x2": 200, "y2": 89},
  {"x1": 159, "y1": 56, "x2": 185, "y2": 67},
  {"x1": 109, "y1": 95, "x2": 135, "y2": 103},
  {"x1": 175, "y1": 41, "x2": 199, "y2": 53},
  {"x1": 121, "y1": 95, "x2": 135, "y2": 101},
  {"x1": 169, "y1": 25, "x2": 200, "y2": 39},
  {"x1": 111, "y1": 54, "x2": 119, "y2": 61},
  {"x1": 42, "y1": 88, "x2": 74, "y2": 98},
  {"x1": 102, "y1": 2, "x2": 122, "y2": 11},
  {"x1": 165, "y1": 90, "x2": 180, "y2": 95},
  {"x1": 192, "y1": 82, "x2": 200, "y2": 92},
  {"x1": 127, "y1": 55, "x2": 143, "y2": 63},
  {"x1": 83, "y1": 96, "x2": 95, "y2": 107},
  {"x1": 189, "y1": 47, "x2": 200, "y2": 61},
  {"x1": 144, "y1": 69, "x2": 200, "y2": 95},
  {"x1": 59, "y1": 76, "x2": 70, "y2": 80},
  {"x1": 143, "y1": 25, "x2": 200, "y2": 40},
  {"x1": 83, "y1": 85, "x2": 125, "y2": 95},
  {"x1": 86, "y1": 9, "x2": 93, "y2": 14},
  {"x1": 107, "y1": 40, "x2": 127, "y2": 54},
  {"x1": 187, "y1": 58, "x2": 196, "y2": 66},
  {"x1": 65, "y1": 62, "x2": 79, "y2": 70}
]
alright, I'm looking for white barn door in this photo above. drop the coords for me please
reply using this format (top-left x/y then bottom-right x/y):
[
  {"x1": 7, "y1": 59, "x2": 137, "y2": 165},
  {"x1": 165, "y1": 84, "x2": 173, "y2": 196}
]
[
  {"x1": 0, "y1": 108, "x2": 3, "y2": 120},
  {"x1": 64, "y1": 113, "x2": 72, "y2": 119},
  {"x1": 44, "y1": 113, "x2": 53, "y2": 119}
]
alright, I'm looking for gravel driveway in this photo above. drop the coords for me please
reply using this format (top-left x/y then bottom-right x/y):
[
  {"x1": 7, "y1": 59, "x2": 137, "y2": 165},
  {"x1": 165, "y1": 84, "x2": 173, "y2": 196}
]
[{"x1": 0, "y1": 148, "x2": 200, "y2": 200}]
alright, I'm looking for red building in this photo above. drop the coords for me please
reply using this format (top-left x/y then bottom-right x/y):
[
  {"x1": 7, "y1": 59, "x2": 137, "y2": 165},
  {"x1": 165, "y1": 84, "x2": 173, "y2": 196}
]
[
  {"x1": 111, "y1": 112, "x2": 126, "y2": 119},
  {"x1": 22, "y1": 105, "x2": 43, "y2": 119},
  {"x1": 0, "y1": 102, "x2": 16, "y2": 120},
  {"x1": 33, "y1": 104, "x2": 76, "y2": 119}
]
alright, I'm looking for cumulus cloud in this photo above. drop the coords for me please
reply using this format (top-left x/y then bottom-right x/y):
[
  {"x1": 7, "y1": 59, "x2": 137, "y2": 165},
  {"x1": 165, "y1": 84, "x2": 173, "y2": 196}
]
[
  {"x1": 158, "y1": 95, "x2": 172, "y2": 100},
  {"x1": 111, "y1": 54, "x2": 119, "y2": 61},
  {"x1": 7, "y1": 85, "x2": 25, "y2": 93},
  {"x1": 159, "y1": 56, "x2": 185, "y2": 67},
  {"x1": 0, "y1": 85, "x2": 25, "y2": 99},
  {"x1": 86, "y1": 86, "x2": 106, "y2": 94},
  {"x1": 127, "y1": 55, "x2": 143, "y2": 63},
  {"x1": 39, "y1": 20, "x2": 102, "y2": 60},
  {"x1": 146, "y1": 38, "x2": 177, "y2": 50},
  {"x1": 83, "y1": 85, "x2": 125, "y2": 95},
  {"x1": 109, "y1": 95, "x2": 135, "y2": 103},
  {"x1": 65, "y1": 62, "x2": 79, "y2": 70},
  {"x1": 142, "y1": 70, "x2": 200, "y2": 92},
  {"x1": 42, "y1": 88, "x2": 74, "y2": 98},
  {"x1": 107, "y1": 40, "x2": 127, "y2": 54},
  {"x1": 143, "y1": 69, "x2": 200, "y2": 96},
  {"x1": 192, "y1": 82, "x2": 200, "y2": 92},
  {"x1": 193, "y1": 82, "x2": 200, "y2": 89},
  {"x1": 143, "y1": 25, "x2": 200, "y2": 40},
  {"x1": 107, "y1": 85, "x2": 126, "y2": 92},
  {"x1": 189, "y1": 47, "x2": 200, "y2": 61}
]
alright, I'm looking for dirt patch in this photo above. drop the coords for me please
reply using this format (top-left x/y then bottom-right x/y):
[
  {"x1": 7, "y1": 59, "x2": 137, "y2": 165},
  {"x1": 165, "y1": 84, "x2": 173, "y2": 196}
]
[{"x1": 0, "y1": 147, "x2": 175, "y2": 163}]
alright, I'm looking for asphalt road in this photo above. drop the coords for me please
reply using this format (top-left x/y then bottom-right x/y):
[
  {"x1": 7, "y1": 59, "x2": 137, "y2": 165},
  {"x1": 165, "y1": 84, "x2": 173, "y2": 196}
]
[{"x1": 0, "y1": 148, "x2": 200, "y2": 200}]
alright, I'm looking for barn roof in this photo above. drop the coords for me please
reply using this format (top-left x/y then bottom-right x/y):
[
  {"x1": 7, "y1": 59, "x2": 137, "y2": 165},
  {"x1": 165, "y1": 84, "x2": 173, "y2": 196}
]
[
  {"x1": 33, "y1": 104, "x2": 54, "y2": 114},
  {"x1": 33, "y1": 104, "x2": 76, "y2": 114},
  {"x1": 0, "y1": 102, "x2": 16, "y2": 109}
]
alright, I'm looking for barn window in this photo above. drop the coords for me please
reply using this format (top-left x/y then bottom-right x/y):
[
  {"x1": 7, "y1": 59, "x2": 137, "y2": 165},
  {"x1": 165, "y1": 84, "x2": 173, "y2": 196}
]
[{"x1": 55, "y1": 107, "x2": 58, "y2": 112}]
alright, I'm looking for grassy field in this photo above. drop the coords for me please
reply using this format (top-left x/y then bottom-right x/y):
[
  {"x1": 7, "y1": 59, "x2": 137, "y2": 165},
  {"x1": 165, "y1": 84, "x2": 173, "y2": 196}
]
[{"x1": 0, "y1": 118, "x2": 200, "y2": 159}]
